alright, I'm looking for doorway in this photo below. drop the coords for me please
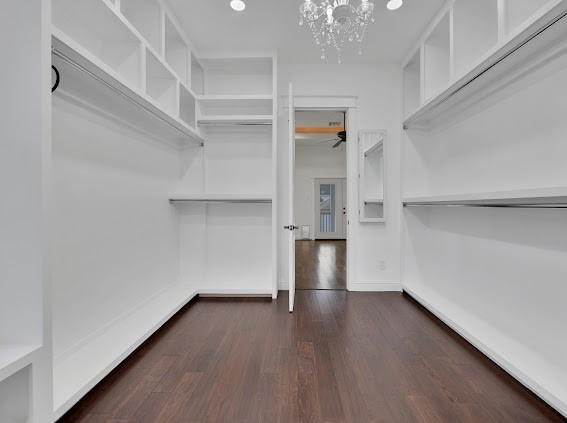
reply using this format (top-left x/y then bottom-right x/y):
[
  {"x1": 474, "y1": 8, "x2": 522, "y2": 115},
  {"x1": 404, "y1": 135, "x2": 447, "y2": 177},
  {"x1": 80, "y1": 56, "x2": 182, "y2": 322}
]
[{"x1": 294, "y1": 110, "x2": 347, "y2": 291}]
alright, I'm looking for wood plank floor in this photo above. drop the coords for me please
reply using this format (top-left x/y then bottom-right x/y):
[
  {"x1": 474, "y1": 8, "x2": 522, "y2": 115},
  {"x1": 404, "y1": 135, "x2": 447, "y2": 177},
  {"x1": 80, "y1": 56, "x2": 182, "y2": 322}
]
[
  {"x1": 296, "y1": 240, "x2": 346, "y2": 290},
  {"x1": 59, "y1": 291, "x2": 565, "y2": 423}
]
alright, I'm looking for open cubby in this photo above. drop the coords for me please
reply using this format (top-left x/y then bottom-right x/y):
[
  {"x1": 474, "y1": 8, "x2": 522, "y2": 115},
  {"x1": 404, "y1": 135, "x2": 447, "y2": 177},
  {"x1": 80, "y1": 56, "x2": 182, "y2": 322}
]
[
  {"x1": 165, "y1": 16, "x2": 189, "y2": 85},
  {"x1": 200, "y1": 57, "x2": 273, "y2": 95},
  {"x1": 120, "y1": 0, "x2": 162, "y2": 54},
  {"x1": 52, "y1": 0, "x2": 142, "y2": 88},
  {"x1": 453, "y1": 0, "x2": 499, "y2": 79},
  {"x1": 423, "y1": 13, "x2": 450, "y2": 101},
  {"x1": 198, "y1": 96, "x2": 273, "y2": 116},
  {"x1": 403, "y1": 50, "x2": 421, "y2": 118},
  {"x1": 146, "y1": 49, "x2": 178, "y2": 116},
  {"x1": 180, "y1": 84, "x2": 196, "y2": 128},
  {"x1": 0, "y1": 366, "x2": 30, "y2": 423},
  {"x1": 359, "y1": 131, "x2": 385, "y2": 222},
  {"x1": 504, "y1": 0, "x2": 553, "y2": 37},
  {"x1": 191, "y1": 54, "x2": 205, "y2": 95}
]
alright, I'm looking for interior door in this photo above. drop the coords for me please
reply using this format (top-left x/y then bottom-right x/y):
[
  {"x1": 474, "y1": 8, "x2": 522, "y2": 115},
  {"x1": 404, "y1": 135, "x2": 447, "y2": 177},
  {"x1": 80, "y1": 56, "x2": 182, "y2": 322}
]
[
  {"x1": 315, "y1": 178, "x2": 346, "y2": 239},
  {"x1": 286, "y1": 83, "x2": 296, "y2": 313}
]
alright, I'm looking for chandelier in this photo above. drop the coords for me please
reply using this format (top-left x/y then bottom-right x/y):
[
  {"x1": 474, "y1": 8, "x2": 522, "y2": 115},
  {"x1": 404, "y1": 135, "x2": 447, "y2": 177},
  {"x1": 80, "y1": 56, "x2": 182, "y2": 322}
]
[{"x1": 299, "y1": 0, "x2": 375, "y2": 63}]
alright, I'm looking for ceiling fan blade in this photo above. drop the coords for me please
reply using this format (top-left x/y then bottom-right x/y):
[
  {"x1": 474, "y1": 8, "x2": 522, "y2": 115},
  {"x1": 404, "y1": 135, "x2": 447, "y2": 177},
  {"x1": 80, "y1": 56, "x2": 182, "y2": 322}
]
[{"x1": 333, "y1": 140, "x2": 344, "y2": 148}]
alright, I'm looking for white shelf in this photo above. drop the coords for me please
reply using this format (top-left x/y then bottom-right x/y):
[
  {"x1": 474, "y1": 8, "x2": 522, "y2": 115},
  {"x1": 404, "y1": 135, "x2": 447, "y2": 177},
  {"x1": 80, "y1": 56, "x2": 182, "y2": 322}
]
[
  {"x1": 52, "y1": 31, "x2": 203, "y2": 148},
  {"x1": 198, "y1": 115, "x2": 273, "y2": 126},
  {"x1": 53, "y1": 283, "x2": 198, "y2": 420},
  {"x1": 0, "y1": 346, "x2": 40, "y2": 383},
  {"x1": 169, "y1": 194, "x2": 272, "y2": 203},
  {"x1": 403, "y1": 0, "x2": 567, "y2": 129},
  {"x1": 403, "y1": 186, "x2": 567, "y2": 206},
  {"x1": 364, "y1": 197, "x2": 384, "y2": 204},
  {"x1": 403, "y1": 283, "x2": 567, "y2": 417}
]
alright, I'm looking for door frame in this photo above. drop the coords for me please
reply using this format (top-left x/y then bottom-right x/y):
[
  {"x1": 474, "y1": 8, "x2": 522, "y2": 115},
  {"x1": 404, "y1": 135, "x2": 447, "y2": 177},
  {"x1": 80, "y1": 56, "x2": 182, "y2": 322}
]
[
  {"x1": 314, "y1": 178, "x2": 347, "y2": 240},
  {"x1": 290, "y1": 96, "x2": 357, "y2": 292}
]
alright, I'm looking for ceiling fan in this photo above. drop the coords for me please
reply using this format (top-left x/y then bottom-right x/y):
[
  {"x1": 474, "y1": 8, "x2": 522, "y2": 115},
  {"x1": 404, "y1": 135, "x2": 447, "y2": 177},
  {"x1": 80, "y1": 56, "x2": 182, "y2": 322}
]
[{"x1": 321, "y1": 112, "x2": 346, "y2": 148}]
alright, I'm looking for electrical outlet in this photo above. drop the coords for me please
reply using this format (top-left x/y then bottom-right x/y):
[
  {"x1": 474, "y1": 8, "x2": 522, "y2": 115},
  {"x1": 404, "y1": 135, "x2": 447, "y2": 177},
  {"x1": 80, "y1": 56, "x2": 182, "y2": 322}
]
[{"x1": 379, "y1": 260, "x2": 386, "y2": 271}]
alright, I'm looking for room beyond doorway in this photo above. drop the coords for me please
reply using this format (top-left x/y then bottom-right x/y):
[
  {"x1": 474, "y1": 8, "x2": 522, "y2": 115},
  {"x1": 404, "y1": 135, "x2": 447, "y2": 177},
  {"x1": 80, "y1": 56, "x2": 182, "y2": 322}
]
[
  {"x1": 296, "y1": 240, "x2": 346, "y2": 290},
  {"x1": 294, "y1": 110, "x2": 347, "y2": 290}
]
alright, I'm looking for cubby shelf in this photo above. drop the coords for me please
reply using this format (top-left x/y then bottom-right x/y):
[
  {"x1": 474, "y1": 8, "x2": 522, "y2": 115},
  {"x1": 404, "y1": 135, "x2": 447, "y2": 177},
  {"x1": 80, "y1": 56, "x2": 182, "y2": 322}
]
[
  {"x1": 169, "y1": 194, "x2": 272, "y2": 203},
  {"x1": 0, "y1": 345, "x2": 40, "y2": 383},
  {"x1": 52, "y1": 31, "x2": 203, "y2": 148},
  {"x1": 403, "y1": 0, "x2": 567, "y2": 129},
  {"x1": 403, "y1": 186, "x2": 567, "y2": 206}
]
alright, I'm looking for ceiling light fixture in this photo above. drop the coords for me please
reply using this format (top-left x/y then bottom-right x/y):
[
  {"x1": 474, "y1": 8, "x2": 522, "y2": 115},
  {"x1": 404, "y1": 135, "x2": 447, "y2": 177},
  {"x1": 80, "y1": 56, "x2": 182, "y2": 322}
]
[
  {"x1": 230, "y1": 0, "x2": 246, "y2": 12},
  {"x1": 299, "y1": 0, "x2": 380, "y2": 63},
  {"x1": 386, "y1": 0, "x2": 403, "y2": 10}
]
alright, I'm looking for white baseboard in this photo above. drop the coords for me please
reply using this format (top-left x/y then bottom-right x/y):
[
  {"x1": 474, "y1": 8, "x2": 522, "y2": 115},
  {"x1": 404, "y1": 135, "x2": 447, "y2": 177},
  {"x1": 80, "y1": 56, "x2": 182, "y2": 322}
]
[
  {"x1": 349, "y1": 281, "x2": 402, "y2": 292},
  {"x1": 404, "y1": 285, "x2": 567, "y2": 418}
]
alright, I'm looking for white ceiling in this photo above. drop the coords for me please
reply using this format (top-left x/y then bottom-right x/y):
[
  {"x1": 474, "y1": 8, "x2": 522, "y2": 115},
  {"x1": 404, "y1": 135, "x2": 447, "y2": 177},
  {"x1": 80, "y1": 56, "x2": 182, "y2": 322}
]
[{"x1": 167, "y1": 0, "x2": 445, "y2": 64}]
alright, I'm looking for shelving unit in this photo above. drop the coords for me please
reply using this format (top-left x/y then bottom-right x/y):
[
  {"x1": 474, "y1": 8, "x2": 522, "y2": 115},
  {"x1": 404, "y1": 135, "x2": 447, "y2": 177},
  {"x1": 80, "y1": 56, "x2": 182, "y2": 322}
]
[
  {"x1": 402, "y1": 0, "x2": 567, "y2": 129},
  {"x1": 198, "y1": 115, "x2": 273, "y2": 126},
  {"x1": 191, "y1": 54, "x2": 205, "y2": 95},
  {"x1": 200, "y1": 56, "x2": 273, "y2": 95},
  {"x1": 402, "y1": 0, "x2": 567, "y2": 417},
  {"x1": 120, "y1": 0, "x2": 162, "y2": 54}
]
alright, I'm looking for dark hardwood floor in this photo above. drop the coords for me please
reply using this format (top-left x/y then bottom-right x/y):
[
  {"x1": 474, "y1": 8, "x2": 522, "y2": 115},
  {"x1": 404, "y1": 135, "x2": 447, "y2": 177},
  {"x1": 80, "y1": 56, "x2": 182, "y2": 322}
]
[
  {"x1": 59, "y1": 291, "x2": 564, "y2": 423},
  {"x1": 296, "y1": 240, "x2": 346, "y2": 290}
]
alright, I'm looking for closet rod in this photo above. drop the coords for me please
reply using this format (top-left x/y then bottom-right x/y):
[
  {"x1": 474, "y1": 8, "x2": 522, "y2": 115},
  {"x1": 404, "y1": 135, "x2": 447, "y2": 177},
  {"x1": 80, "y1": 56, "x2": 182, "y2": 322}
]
[
  {"x1": 169, "y1": 199, "x2": 272, "y2": 204},
  {"x1": 51, "y1": 47, "x2": 204, "y2": 146},
  {"x1": 403, "y1": 8, "x2": 567, "y2": 130},
  {"x1": 403, "y1": 203, "x2": 567, "y2": 209}
]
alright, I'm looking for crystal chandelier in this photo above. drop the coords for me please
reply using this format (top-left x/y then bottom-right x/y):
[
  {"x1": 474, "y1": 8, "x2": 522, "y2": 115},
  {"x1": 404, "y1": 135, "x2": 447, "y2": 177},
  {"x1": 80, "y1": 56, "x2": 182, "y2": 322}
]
[{"x1": 299, "y1": 0, "x2": 375, "y2": 63}]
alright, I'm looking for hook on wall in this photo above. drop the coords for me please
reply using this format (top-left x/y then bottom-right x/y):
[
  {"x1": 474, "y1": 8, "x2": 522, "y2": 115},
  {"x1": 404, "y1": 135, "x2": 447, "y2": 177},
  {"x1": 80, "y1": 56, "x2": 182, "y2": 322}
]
[{"x1": 52, "y1": 65, "x2": 60, "y2": 93}]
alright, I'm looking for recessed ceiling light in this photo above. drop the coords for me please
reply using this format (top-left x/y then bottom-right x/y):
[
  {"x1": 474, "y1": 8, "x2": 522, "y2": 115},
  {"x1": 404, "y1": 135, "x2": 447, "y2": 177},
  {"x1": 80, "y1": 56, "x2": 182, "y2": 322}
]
[
  {"x1": 230, "y1": 0, "x2": 246, "y2": 11},
  {"x1": 386, "y1": 0, "x2": 403, "y2": 10}
]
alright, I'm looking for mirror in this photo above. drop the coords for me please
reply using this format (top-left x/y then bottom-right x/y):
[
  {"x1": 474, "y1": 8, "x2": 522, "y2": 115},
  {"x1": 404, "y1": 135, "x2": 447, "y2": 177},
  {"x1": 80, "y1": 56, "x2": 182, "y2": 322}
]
[{"x1": 359, "y1": 130, "x2": 385, "y2": 222}]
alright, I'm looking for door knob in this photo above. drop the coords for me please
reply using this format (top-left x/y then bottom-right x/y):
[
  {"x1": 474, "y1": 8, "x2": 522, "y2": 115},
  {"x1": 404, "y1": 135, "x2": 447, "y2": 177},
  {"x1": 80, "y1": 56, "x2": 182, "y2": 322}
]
[{"x1": 284, "y1": 225, "x2": 299, "y2": 230}]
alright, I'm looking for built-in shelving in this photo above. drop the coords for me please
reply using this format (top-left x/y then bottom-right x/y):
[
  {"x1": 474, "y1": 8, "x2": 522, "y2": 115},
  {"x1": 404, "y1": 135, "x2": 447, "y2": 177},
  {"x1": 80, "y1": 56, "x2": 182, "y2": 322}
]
[
  {"x1": 364, "y1": 197, "x2": 384, "y2": 204},
  {"x1": 52, "y1": 33, "x2": 203, "y2": 147},
  {"x1": 199, "y1": 56, "x2": 273, "y2": 95},
  {"x1": 403, "y1": 50, "x2": 421, "y2": 118},
  {"x1": 169, "y1": 194, "x2": 272, "y2": 203},
  {"x1": 403, "y1": 186, "x2": 567, "y2": 206},
  {"x1": 191, "y1": 53, "x2": 205, "y2": 95},
  {"x1": 359, "y1": 131, "x2": 386, "y2": 222},
  {"x1": 403, "y1": 0, "x2": 567, "y2": 129},
  {"x1": 146, "y1": 49, "x2": 178, "y2": 116},
  {"x1": 179, "y1": 84, "x2": 196, "y2": 128},
  {"x1": 197, "y1": 95, "x2": 273, "y2": 116}
]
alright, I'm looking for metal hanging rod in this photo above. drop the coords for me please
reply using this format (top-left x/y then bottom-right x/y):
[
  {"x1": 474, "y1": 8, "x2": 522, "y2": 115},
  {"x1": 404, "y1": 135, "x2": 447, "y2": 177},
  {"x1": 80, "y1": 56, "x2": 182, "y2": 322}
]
[
  {"x1": 169, "y1": 199, "x2": 272, "y2": 204},
  {"x1": 404, "y1": 203, "x2": 567, "y2": 209},
  {"x1": 51, "y1": 47, "x2": 204, "y2": 146}
]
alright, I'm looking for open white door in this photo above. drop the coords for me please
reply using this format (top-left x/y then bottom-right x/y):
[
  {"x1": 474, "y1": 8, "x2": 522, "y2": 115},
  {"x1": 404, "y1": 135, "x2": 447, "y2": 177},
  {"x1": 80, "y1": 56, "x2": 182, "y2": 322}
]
[{"x1": 286, "y1": 83, "x2": 296, "y2": 312}]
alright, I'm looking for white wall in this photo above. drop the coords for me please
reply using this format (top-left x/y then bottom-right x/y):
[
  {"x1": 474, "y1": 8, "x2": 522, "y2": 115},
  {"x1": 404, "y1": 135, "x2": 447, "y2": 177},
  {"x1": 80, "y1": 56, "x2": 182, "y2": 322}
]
[
  {"x1": 51, "y1": 96, "x2": 183, "y2": 362},
  {"x1": 295, "y1": 145, "x2": 346, "y2": 239},
  {"x1": 278, "y1": 64, "x2": 402, "y2": 291}
]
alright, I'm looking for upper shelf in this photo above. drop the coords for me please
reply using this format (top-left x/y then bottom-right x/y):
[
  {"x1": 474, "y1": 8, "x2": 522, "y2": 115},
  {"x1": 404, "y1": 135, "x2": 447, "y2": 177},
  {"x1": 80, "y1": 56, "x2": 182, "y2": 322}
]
[
  {"x1": 52, "y1": 31, "x2": 204, "y2": 148},
  {"x1": 0, "y1": 345, "x2": 40, "y2": 383},
  {"x1": 403, "y1": 186, "x2": 567, "y2": 206},
  {"x1": 404, "y1": 1, "x2": 567, "y2": 130},
  {"x1": 197, "y1": 115, "x2": 273, "y2": 126}
]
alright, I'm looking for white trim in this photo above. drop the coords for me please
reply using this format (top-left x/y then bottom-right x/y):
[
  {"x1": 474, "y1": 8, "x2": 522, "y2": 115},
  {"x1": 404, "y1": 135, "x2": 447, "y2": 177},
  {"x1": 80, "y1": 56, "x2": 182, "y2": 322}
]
[
  {"x1": 199, "y1": 290, "x2": 273, "y2": 297},
  {"x1": 349, "y1": 282, "x2": 402, "y2": 292}
]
